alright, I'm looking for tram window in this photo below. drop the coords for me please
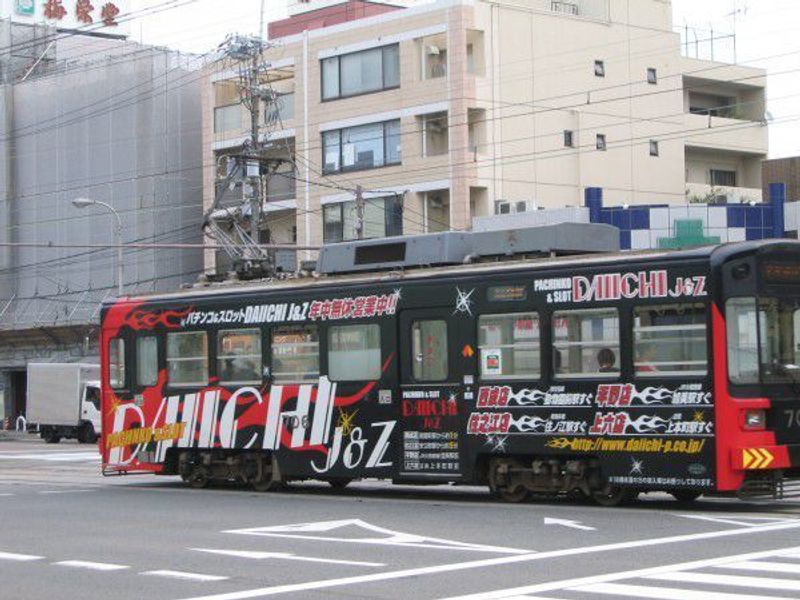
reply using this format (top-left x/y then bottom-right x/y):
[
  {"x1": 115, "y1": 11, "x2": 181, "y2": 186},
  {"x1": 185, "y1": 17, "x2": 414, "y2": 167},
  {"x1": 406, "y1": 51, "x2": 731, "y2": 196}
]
[
  {"x1": 634, "y1": 304, "x2": 707, "y2": 377},
  {"x1": 166, "y1": 332, "x2": 208, "y2": 386},
  {"x1": 136, "y1": 336, "x2": 159, "y2": 387},
  {"x1": 218, "y1": 329, "x2": 262, "y2": 384},
  {"x1": 109, "y1": 337, "x2": 126, "y2": 388},
  {"x1": 329, "y1": 324, "x2": 382, "y2": 381},
  {"x1": 478, "y1": 313, "x2": 540, "y2": 380},
  {"x1": 726, "y1": 297, "x2": 759, "y2": 384},
  {"x1": 412, "y1": 320, "x2": 448, "y2": 381},
  {"x1": 553, "y1": 309, "x2": 619, "y2": 378},
  {"x1": 271, "y1": 325, "x2": 319, "y2": 383}
]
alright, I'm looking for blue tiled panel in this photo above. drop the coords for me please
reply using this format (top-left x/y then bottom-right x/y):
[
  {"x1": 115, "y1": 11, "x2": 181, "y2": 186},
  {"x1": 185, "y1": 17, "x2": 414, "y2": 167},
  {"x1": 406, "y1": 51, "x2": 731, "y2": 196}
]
[
  {"x1": 611, "y1": 210, "x2": 631, "y2": 230},
  {"x1": 619, "y1": 230, "x2": 631, "y2": 250},
  {"x1": 746, "y1": 227, "x2": 766, "y2": 241},
  {"x1": 631, "y1": 208, "x2": 649, "y2": 230},
  {"x1": 746, "y1": 206, "x2": 765, "y2": 228},
  {"x1": 763, "y1": 211, "x2": 773, "y2": 228},
  {"x1": 727, "y1": 205, "x2": 745, "y2": 228}
]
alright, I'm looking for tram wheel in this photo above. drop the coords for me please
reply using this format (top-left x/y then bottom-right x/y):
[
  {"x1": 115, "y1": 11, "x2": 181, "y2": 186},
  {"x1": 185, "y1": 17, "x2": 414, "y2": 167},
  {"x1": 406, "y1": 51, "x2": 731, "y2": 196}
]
[
  {"x1": 252, "y1": 464, "x2": 281, "y2": 492},
  {"x1": 489, "y1": 459, "x2": 530, "y2": 503},
  {"x1": 328, "y1": 478, "x2": 352, "y2": 490},
  {"x1": 187, "y1": 466, "x2": 210, "y2": 489},
  {"x1": 592, "y1": 486, "x2": 638, "y2": 507},
  {"x1": 672, "y1": 490, "x2": 702, "y2": 503}
]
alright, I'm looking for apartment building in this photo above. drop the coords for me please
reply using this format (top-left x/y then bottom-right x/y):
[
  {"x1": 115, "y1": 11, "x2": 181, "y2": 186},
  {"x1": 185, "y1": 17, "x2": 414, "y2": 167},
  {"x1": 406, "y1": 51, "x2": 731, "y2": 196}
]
[{"x1": 202, "y1": 0, "x2": 768, "y2": 271}]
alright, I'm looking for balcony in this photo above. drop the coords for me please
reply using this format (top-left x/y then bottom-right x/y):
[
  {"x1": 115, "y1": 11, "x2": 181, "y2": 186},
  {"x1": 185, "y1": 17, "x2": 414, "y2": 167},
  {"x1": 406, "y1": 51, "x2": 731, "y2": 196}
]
[
  {"x1": 264, "y1": 169, "x2": 297, "y2": 212},
  {"x1": 683, "y1": 113, "x2": 767, "y2": 155},
  {"x1": 265, "y1": 92, "x2": 295, "y2": 127},
  {"x1": 686, "y1": 183, "x2": 762, "y2": 205},
  {"x1": 523, "y1": 0, "x2": 609, "y2": 20}
]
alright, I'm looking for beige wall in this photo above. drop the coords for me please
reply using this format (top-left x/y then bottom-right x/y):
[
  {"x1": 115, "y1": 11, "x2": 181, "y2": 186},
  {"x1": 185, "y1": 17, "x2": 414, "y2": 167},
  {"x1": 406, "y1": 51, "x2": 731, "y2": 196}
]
[{"x1": 202, "y1": 0, "x2": 769, "y2": 272}]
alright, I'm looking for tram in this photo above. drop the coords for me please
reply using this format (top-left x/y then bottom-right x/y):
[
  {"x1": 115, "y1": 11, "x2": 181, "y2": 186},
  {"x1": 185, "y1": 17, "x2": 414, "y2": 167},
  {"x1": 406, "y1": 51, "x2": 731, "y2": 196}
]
[{"x1": 99, "y1": 224, "x2": 800, "y2": 505}]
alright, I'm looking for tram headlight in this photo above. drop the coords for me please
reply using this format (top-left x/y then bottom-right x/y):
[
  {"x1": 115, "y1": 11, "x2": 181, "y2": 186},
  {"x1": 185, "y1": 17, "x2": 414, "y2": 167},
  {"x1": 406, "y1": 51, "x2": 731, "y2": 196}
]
[{"x1": 743, "y1": 410, "x2": 766, "y2": 431}]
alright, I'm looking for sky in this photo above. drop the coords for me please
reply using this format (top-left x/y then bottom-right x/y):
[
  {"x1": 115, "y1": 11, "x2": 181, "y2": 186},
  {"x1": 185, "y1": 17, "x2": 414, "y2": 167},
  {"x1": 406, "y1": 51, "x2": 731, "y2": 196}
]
[{"x1": 133, "y1": 0, "x2": 799, "y2": 159}]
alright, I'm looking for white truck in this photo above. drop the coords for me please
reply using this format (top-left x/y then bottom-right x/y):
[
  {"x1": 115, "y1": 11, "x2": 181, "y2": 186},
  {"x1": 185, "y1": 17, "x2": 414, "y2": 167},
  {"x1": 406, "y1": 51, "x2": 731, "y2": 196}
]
[{"x1": 26, "y1": 363, "x2": 101, "y2": 444}]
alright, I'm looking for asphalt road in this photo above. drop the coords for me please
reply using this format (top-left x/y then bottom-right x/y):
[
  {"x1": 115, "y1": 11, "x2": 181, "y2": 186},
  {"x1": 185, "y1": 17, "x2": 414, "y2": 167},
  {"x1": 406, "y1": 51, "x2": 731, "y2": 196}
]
[{"x1": 4, "y1": 436, "x2": 800, "y2": 599}]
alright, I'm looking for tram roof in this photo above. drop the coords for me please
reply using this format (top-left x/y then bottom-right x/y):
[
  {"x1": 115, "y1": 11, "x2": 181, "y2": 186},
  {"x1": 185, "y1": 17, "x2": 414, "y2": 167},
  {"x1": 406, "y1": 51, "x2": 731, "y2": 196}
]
[{"x1": 110, "y1": 239, "x2": 799, "y2": 306}]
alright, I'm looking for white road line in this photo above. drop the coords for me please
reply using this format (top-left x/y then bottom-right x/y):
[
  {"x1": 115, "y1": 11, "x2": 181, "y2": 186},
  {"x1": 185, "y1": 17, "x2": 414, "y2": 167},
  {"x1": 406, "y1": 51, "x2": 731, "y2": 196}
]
[
  {"x1": 0, "y1": 551, "x2": 43, "y2": 561},
  {"x1": 38, "y1": 489, "x2": 96, "y2": 495},
  {"x1": 175, "y1": 521, "x2": 800, "y2": 600},
  {"x1": 55, "y1": 560, "x2": 129, "y2": 571},
  {"x1": 0, "y1": 493, "x2": 13, "y2": 497},
  {"x1": 720, "y1": 560, "x2": 800, "y2": 574},
  {"x1": 192, "y1": 548, "x2": 385, "y2": 567},
  {"x1": 441, "y1": 544, "x2": 800, "y2": 600},
  {"x1": 570, "y1": 582, "x2": 784, "y2": 599},
  {"x1": 648, "y1": 571, "x2": 800, "y2": 592},
  {"x1": 141, "y1": 570, "x2": 229, "y2": 582}
]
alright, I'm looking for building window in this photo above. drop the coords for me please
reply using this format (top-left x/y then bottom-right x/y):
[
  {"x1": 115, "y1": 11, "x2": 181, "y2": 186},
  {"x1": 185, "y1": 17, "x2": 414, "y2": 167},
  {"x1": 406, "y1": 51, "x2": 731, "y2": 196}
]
[
  {"x1": 649, "y1": 140, "x2": 659, "y2": 156},
  {"x1": 710, "y1": 169, "x2": 737, "y2": 187},
  {"x1": 322, "y1": 119, "x2": 401, "y2": 174},
  {"x1": 594, "y1": 60, "x2": 605, "y2": 77},
  {"x1": 321, "y1": 44, "x2": 400, "y2": 101},
  {"x1": 596, "y1": 134, "x2": 607, "y2": 151},
  {"x1": 564, "y1": 130, "x2": 574, "y2": 148},
  {"x1": 478, "y1": 313, "x2": 540, "y2": 380},
  {"x1": 218, "y1": 329, "x2": 262, "y2": 385},
  {"x1": 323, "y1": 195, "x2": 403, "y2": 243},
  {"x1": 412, "y1": 320, "x2": 448, "y2": 381},
  {"x1": 214, "y1": 104, "x2": 241, "y2": 133},
  {"x1": 136, "y1": 336, "x2": 159, "y2": 387},
  {"x1": 271, "y1": 325, "x2": 319, "y2": 383},
  {"x1": 421, "y1": 35, "x2": 447, "y2": 79},
  {"x1": 647, "y1": 67, "x2": 658, "y2": 84},
  {"x1": 634, "y1": 304, "x2": 707, "y2": 377},
  {"x1": 553, "y1": 309, "x2": 620, "y2": 378},
  {"x1": 167, "y1": 332, "x2": 208, "y2": 386},
  {"x1": 109, "y1": 337, "x2": 126, "y2": 389},
  {"x1": 422, "y1": 112, "x2": 448, "y2": 157},
  {"x1": 329, "y1": 324, "x2": 382, "y2": 381}
]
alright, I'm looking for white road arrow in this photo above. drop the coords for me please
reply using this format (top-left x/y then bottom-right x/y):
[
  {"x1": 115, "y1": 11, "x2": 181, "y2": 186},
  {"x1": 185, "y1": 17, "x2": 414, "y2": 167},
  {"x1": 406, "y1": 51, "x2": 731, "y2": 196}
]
[
  {"x1": 191, "y1": 548, "x2": 385, "y2": 567},
  {"x1": 544, "y1": 517, "x2": 596, "y2": 531}
]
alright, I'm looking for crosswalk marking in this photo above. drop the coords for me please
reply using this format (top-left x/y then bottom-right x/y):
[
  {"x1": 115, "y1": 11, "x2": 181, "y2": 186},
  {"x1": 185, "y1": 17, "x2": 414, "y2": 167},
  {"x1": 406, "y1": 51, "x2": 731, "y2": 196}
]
[
  {"x1": 0, "y1": 452, "x2": 100, "y2": 462},
  {"x1": 720, "y1": 560, "x2": 800, "y2": 574},
  {"x1": 571, "y1": 582, "x2": 785, "y2": 599},
  {"x1": 0, "y1": 551, "x2": 43, "y2": 561},
  {"x1": 648, "y1": 570, "x2": 800, "y2": 591},
  {"x1": 55, "y1": 560, "x2": 129, "y2": 571},
  {"x1": 141, "y1": 570, "x2": 229, "y2": 582}
]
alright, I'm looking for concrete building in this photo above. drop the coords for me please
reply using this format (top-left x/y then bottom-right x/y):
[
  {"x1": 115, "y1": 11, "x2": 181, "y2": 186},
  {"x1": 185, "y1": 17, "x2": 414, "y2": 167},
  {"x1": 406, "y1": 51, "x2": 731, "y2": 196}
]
[
  {"x1": 0, "y1": 20, "x2": 204, "y2": 425},
  {"x1": 202, "y1": 0, "x2": 768, "y2": 272}
]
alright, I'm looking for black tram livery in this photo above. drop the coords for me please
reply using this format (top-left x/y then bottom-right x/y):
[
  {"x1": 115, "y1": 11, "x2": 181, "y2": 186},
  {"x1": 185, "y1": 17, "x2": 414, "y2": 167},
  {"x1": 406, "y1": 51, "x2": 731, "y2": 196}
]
[{"x1": 99, "y1": 226, "x2": 800, "y2": 505}]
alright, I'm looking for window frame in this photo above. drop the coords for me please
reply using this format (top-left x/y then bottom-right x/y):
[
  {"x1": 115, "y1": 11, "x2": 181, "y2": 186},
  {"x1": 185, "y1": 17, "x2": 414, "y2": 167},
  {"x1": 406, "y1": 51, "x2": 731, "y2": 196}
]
[
  {"x1": 135, "y1": 335, "x2": 160, "y2": 388},
  {"x1": 594, "y1": 60, "x2": 605, "y2": 77},
  {"x1": 478, "y1": 312, "x2": 541, "y2": 381},
  {"x1": 563, "y1": 129, "x2": 574, "y2": 148},
  {"x1": 321, "y1": 119, "x2": 402, "y2": 175},
  {"x1": 270, "y1": 324, "x2": 320, "y2": 384},
  {"x1": 410, "y1": 319, "x2": 449, "y2": 383},
  {"x1": 166, "y1": 331, "x2": 209, "y2": 388},
  {"x1": 328, "y1": 323, "x2": 383, "y2": 382},
  {"x1": 108, "y1": 337, "x2": 127, "y2": 390},
  {"x1": 596, "y1": 134, "x2": 607, "y2": 151},
  {"x1": 647, "y1": 67, "x2": 658, "y2": 84},
  {"x1": 217, "y1": 328, "x2": 263, "y2": 385},
  {"x1": 320, "y1": 43, "x2": 401, "y2": 102},
  {"x1": 552, "y1": 308, "x2": 621, "y2": 380},
  {"x1": 633, "y1": 303, "x2": 709, "y2": 378},
  {"x1": 649, "y1": 140, "x2": 659, "y2": 157},
  {"x1": 322, "y1": 195, "x2": 404, "y2": 243}
]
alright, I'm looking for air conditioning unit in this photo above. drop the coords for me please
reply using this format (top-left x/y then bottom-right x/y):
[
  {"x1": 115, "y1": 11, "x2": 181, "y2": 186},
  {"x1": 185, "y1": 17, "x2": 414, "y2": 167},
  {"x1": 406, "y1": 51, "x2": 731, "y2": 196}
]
[{"x1": 494, "y1": 200, "x2": 537, "y2": 215}]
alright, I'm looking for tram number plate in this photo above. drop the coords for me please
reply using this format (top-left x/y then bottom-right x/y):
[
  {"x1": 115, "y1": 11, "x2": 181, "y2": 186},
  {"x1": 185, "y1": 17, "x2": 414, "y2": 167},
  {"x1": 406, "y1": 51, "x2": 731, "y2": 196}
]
[
  {"x1": 784, "y1": 409, "x2": 800, "y2": 428},
  {"x1": 467, "y1": 412, "x2": 511, "y2": 435}
]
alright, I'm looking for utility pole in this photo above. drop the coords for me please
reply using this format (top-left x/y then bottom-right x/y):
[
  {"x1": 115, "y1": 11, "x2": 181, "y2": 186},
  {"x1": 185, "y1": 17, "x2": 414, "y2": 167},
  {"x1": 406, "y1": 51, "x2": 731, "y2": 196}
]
[
  {"x1": 355, "y1": 185, "x2": 365, "y2": 240},
  {"x1": 248, "y1": 46, "x2": 262, "y2": 247}
]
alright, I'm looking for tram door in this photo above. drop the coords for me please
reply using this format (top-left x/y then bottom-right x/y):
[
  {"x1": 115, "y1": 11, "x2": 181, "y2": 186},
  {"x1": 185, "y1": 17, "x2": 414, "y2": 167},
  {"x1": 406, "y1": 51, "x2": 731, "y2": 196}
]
[{"x1": 397, "y1": 308, "x2": 475, "y2": 480}]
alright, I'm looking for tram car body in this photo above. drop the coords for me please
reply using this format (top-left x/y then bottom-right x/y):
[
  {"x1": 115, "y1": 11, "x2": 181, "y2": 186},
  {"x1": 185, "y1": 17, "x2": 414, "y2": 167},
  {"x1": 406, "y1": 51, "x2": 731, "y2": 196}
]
[{"x1": 99, "y1": 230, "x2": 800, "y2": 505}]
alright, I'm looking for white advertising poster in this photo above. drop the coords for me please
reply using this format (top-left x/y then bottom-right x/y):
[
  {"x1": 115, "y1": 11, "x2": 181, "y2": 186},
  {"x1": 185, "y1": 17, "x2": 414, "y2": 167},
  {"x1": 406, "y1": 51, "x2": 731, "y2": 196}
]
[{"x1": 481, "y1": 348, "x2": 503, "y2": 376}]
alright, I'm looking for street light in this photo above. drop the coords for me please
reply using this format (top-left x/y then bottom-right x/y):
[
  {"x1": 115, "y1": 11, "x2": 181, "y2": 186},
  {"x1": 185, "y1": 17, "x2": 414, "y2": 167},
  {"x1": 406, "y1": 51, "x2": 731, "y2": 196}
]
[{"x1": 72, "y1": 197, "x2": 123, "y2": 297}]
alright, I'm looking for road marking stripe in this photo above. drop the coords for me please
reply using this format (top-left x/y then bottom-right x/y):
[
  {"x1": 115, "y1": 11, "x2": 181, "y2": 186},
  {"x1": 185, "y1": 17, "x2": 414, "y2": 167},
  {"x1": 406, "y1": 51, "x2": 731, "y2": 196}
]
[
  {"x1": 55, "y1": 560, "x2": 129, "y2": 571},
  {"x1": 0, "y1": 551, "x2": 43, "y2": 561},
  {"x1": 441, "y1": 544, "x2": 800, "y2": 600},
  {"x1": 192, "y1": 548, "x2": 384, "y2": 567},
  {"x1": 571, "y1": 582, "x2": 784, "y2": 599},
  {"x1": 648, "y1": 571, "x2": 800, "y2": 591},
  {"x1": 0, "y1": 493, "x2": 13, "y2": 497},
  {"x1": 719, "y1": 560, "x2": 800, "y2": 574},
  {"x1": 38, "y1": 489, "x2": 95, "y2": 495},
  {"x1": 141, "y1": 570, "x2": 229, "y2": 582},
  {"x1": 175, "y1": 522, "x2": 800, "y2": 600}
]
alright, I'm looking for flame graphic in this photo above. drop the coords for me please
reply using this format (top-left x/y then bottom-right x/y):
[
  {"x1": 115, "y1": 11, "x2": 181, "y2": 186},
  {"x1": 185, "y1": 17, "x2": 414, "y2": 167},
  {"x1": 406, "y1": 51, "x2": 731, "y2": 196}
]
[
  {"x1": 629, "y1": 386, "x2": 674, "y2": 405},
  {"x1": 508, "y1": 389, "x2": 547, "y2": 406},
  {"x1": 511, "y1": 415, "x2": 548, "y2": 433},
  {"x1": 626, "y1": 414, "x2": 671, "y2": 433}
]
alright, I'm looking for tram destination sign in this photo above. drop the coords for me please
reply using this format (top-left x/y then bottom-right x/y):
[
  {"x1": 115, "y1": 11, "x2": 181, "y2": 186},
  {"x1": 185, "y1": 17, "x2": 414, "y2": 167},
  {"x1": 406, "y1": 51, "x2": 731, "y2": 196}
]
[{"x1": 762, "y1": 262, "x2": 800, "y2": 284}]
